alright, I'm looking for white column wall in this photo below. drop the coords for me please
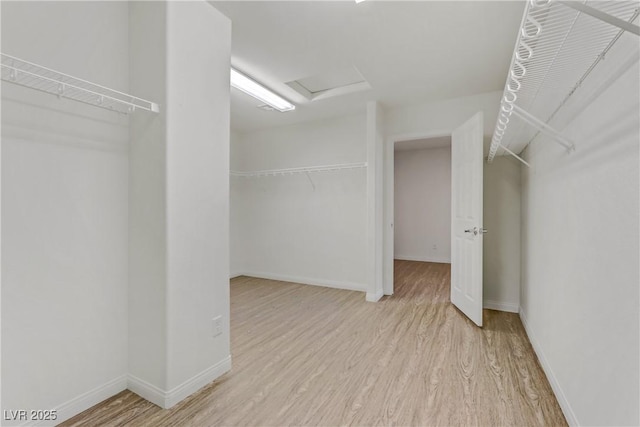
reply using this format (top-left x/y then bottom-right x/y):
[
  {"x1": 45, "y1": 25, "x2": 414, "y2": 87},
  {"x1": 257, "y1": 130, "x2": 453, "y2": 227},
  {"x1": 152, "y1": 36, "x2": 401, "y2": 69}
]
[
  {"x1": 128, "y1": 0, "x2": 168, "y2": 392},
  {"x1": 128, "y1": 1, "x2": 231, "y2": 408},
  {"x1": 165, "y1": 0, "x2": 231, "y2": 393}
]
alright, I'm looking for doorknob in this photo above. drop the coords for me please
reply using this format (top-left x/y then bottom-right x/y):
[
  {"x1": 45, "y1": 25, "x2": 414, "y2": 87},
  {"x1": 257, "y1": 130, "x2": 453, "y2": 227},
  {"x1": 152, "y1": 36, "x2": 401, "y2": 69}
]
[
  {"x1": 464, "y1": 227, "x2": 487, "y2": 236},
  {"x1": 464, "y1": 227, "x2": 478, "y2": 235}
]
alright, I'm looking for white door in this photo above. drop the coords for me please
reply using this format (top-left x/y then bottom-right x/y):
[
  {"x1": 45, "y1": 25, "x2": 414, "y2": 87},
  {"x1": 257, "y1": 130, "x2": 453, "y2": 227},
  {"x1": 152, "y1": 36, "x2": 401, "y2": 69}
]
[{"x1": 451, "y1": 112, "x2": 484, "y2": 327}]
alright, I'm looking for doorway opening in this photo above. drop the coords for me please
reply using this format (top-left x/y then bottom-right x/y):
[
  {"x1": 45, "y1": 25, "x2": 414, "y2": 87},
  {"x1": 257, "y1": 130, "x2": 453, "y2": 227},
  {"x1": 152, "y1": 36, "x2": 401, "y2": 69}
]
[
  {"x1": 385, "y1": 134, "x2": 452, "y2": 299},
  {"x1": 382, "y1": 113, "x2": 485, "y2": 326}
]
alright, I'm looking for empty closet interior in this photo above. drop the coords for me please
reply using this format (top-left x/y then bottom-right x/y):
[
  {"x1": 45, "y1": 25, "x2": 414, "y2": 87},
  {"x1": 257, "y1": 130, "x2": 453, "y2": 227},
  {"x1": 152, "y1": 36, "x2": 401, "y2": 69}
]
[
  {"x1": 1, "y1": 1, "x2": 639, "y2": 426},
  {"x1": 230, "y1": 115, "x2": 368, "y2": 290}
]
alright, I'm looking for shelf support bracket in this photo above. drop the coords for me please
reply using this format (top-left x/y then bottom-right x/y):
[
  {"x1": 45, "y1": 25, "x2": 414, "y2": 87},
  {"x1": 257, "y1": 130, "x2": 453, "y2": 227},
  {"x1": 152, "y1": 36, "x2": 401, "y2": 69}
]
[
  {"x1": 558, "y1": 1, "x2": 640, "y2": 36},
  {"x1": 305, "y1": 171, "x2": 316, "y2": 191},
  {"x1": 496, "y1": 143, "x2": 531, "y2": 168},
  {"x1": 511, "y1": 104, "x2": 575, "y2": 152}
]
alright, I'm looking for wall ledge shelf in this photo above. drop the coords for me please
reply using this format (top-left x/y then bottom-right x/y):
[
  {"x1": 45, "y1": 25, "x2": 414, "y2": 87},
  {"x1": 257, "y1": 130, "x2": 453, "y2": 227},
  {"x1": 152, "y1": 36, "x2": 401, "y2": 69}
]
[{"x1": 1, "y1": 53, "x2": 160, "y2": 114}]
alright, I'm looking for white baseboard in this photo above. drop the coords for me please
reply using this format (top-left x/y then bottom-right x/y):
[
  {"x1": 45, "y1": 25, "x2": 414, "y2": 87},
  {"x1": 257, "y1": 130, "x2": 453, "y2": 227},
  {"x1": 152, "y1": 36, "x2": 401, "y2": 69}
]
[
  {"x1": 230, "y1": 272, "x2": 243, "y2": 279},
  {"x1": 483, "y1": 299, "x2": 519, "y2": 313},
  {"x1": 16, "y1": 358, "x2": 230, "y2": 425},
  {"x1": 394, "y1": 255, "x2": 451, "y2": 264},
  {"x1": 126, "y1": 374, "x2": 167, "y2": 408},
  {"x1": 519, "y1": 309, "x2": 578, "y2": 426},
  {"x1": 21, "y1": 375, "x2": 128, "y2": 426},
  {"x1": 241, "y1": 271, "x2": 366, "y2": 293},
  {"x1": 164, "y1": 355, "x2": 231, "y2": 408},
  {"x1": 128, "y1": 355, "x2": 232, "y2": 409},
  {"x1": 366, "y1": 290, "x2": 384, "y2": 302}
]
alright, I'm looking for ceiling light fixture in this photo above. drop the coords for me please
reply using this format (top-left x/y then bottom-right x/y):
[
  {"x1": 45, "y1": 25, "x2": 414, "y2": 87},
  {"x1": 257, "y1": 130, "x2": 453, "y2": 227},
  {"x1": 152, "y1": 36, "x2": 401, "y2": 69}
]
[
  {"x1": 355, "y1": 0, "x2": 366, "y2": 3},
  {"x1": 230, "y1": 68, "x2": 295, "y2": 112}
]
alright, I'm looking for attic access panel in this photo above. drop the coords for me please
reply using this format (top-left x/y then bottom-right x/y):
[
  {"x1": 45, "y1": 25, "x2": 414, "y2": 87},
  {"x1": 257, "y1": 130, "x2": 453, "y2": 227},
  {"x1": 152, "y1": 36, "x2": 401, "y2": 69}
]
[{"x1": 286, "y1": 65, "x2": 371, "y2": 101}]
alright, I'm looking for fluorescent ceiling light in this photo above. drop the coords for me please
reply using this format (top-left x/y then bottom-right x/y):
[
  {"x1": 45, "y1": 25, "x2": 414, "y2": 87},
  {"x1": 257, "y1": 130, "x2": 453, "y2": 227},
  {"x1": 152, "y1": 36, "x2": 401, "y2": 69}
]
[
  {"x1": 230, "y1": 68, "x2": 295, "y2": 112},
  {"x1": 355, "y1": 0, "x2": 366, "y2": 3}
]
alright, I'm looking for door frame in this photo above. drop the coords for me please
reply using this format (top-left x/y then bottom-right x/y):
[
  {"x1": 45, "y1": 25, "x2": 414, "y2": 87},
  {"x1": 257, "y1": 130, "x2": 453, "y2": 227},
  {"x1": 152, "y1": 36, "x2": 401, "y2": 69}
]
[{"x1": 382, "y1": 130, "x2": 453, "y2": 296}]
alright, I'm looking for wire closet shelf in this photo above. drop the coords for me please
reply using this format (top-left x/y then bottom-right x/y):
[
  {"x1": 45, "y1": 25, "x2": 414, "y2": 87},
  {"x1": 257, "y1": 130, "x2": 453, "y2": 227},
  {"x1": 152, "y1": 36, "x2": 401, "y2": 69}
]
[
  {"x1": 488, "y1": 0, "x2": 640, "y2": 165},
  {"x1": 230, "y1": 162, "x2": 368, "y2": 178},
  {"x1": 1, "y1": 53, "x2": 160, "y2": 114}
]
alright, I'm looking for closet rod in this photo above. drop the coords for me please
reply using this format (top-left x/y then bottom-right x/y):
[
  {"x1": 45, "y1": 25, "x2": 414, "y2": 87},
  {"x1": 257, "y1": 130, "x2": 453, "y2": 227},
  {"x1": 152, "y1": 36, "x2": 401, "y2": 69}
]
[
  {"x1": 522, "y1": 7, "x2": 640, "y2": 150},
  {"x1": 230, "y1": 162, "x2": 367, "y2": 177},
  {"x1": 511, "y1": 104, "x2": 574, "y2": 152},
  {"x1": 558, "y1": 1, "x2": 640, "y2": 36}
]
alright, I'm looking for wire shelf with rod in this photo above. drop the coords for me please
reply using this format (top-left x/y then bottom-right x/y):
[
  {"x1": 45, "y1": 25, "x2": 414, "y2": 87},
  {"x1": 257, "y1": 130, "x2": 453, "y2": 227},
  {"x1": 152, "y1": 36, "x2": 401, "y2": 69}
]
[
  {"x1": 488, "y1": 0, "x2": 640, "y2": 165},
  {"x1": 230, "y1": 162, "x2": 368, "y2": 178},
  {"x1": 1, "y1": 53, "x2": 160, "y2": 114}
]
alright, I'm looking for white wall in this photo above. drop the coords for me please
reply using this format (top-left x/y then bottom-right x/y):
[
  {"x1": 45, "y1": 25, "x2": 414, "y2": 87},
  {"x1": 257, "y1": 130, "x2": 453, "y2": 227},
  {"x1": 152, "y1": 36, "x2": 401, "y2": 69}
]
[
  {"x1": 483, "y1": 157, "x2": 520, "y2": 312},
  {"x1": 394, "y1": 146, "x2": 451, "y2": 263},
  {"x1": 128, "y1": 0, "x2": 167, "y2": 393},
  {"x1": 230, "y1": 113, "x2": 368, "y2": 291},
  {"x1": 0, "y1": 1, "x2": 4, "y2": 413},
  {"x1": 232, "y1": 113, "x2": 366, "y2": 171},
  {"x1": 385, "y1": 91, "x2": 502, "y2": 142},
  {"x1": 2, "y1": 2, "x2": 129, "y2": 423},
  {"x1": 520, "y1": 33, "x2": 639, "y2": 425},
  {"x1": 165, "y1": 0, "x2": 231, "y2": 393},
  {"x1": 367, "y1": 101, "x2": 385, "y2": 301},
  {"x1": 129, "y1": 1, "x2": 231, "y2": 408}
]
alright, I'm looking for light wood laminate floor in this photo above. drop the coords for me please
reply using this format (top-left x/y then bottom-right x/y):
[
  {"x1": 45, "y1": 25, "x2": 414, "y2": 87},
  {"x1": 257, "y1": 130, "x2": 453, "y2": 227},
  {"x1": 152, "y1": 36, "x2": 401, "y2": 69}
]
[{"x1": 62, "y1": 260, "x2": 567, "y2": 426}]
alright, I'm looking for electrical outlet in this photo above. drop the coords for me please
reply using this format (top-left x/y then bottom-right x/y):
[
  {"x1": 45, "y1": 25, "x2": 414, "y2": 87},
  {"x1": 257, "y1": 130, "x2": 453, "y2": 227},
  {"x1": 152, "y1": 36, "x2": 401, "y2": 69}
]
[
  {"x1": 212, "y1": 316, "x2": 222, "y2": 337},
  {"x1": 432, "y1": 244, "x2": 437, "y2": 251}
]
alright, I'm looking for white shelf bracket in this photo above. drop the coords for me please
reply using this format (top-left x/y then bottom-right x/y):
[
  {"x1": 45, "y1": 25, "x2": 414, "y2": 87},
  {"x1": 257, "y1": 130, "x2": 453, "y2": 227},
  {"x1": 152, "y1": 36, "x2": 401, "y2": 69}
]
[
  {"x1": 495, "y1": 143, "x2": 531, "y2": 168},
  {"x1": 511, "y1": 104, "x2": 575, "y2": 152},
  {"x1": 558, "y1": 1, "x2": 640, "y2": 36},
  {"x1": 305, "y1": 171, "x2": 316, "y2": 191}
]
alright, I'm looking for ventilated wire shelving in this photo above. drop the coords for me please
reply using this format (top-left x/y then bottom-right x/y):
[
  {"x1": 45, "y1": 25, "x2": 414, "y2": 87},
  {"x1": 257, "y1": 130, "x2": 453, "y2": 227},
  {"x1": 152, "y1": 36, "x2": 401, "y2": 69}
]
[
  {"x1": 488, "y1": 0, "x2": 640, "y2": 166},
  {"x1": 230, "y1": 162, "x2": 367, "y2": 178},
  {"x1": 1, "y1": 53, "x2": 159, "y2": 114}
]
